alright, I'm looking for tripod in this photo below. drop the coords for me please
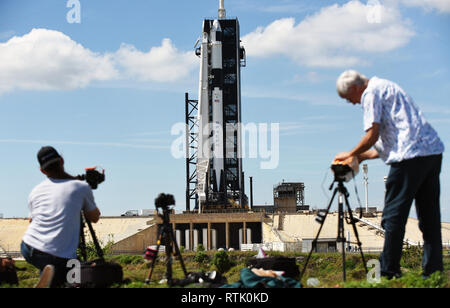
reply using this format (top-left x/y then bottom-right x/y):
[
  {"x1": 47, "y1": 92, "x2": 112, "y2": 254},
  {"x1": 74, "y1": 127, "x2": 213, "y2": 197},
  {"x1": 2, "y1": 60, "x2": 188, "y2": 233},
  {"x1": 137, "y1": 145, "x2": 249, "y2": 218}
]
[
  {"x1": 79, "y1": 212, "x2": 104, "y2": 262},
  {"x1": 145, "y1": 207, "x2": 188, "y2": 286},
  {"x1": 300, "y1": 179, "x2": 368, "y2": 282}
]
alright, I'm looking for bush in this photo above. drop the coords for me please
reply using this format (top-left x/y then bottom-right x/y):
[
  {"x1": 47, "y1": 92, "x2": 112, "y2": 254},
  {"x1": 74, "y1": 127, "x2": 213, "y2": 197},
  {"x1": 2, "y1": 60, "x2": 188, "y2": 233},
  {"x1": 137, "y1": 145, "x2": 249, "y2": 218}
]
[
  {"x1": 401, "y1": 245, "x2": 422, "y2": 269},
  {"x1": 77, "y1": 240, "x2": 114, "y2": 260},
  {"x1": 212, "y1": 250, "x2": 235, "y2": 273},
  {"x1": 194, "y1": 250, "x2": 209, "y2": 264}
]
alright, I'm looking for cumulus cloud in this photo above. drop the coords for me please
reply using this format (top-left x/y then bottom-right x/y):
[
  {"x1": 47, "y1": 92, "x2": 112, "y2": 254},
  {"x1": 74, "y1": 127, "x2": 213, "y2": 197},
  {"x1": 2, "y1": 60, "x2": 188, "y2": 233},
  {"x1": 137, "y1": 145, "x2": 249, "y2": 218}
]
[
  {"x1": 400, "y1": 0, "x2": 450, "y2": 13},
  {"x1": 0, "y1": 28, "x2": 198, "y2": 94},
  {"x1": 0, "y1": 28, "x2": 118, "y2": 94},
  {"x1": 114, "y1": 38, "x2": 198, "y2": 82},
  {"x1": 241, "y1": 1, "x2": 415, "y2": 68}
]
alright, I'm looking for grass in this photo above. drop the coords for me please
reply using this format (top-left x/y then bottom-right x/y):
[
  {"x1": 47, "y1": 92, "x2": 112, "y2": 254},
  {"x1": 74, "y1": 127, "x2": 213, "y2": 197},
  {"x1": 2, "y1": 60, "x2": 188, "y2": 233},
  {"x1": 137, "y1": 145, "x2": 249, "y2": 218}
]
[{"x1": 3, "y1": 248, "x2": 449, "y2": 288}]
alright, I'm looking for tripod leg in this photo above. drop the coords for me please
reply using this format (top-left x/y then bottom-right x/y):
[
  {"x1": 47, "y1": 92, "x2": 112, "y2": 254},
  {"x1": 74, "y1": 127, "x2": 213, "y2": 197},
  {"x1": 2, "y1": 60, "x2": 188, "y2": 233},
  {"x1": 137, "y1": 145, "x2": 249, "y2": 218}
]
[
  {"x1": 343, "y1": 194, "x2": 368, "y2": 274},
  {"x1": 145, "y1": 230, "x2": 163, "y2": 284},
  {"x1": 165, "y1": 235, "x2": 173, "y2": 284},
  {"x1": 337, "y1": 192, "x2": 347, "y2": 281},
  {"x1": 300, "y1": 187, "x2": 338, "y2": 280},
  {"x1": 79, "y1": 217, "x2": 87, "y2": 261},
  {"x1": 169, "y1": 227, "x2": 188, "y2": 277}
]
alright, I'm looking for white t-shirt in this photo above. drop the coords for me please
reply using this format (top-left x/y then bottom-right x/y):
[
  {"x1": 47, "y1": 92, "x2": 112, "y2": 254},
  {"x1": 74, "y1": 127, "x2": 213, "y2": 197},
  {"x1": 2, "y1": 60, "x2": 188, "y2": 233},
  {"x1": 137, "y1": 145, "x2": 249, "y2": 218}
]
[
  {"x1": 22, "y1": 178, "x2": 98, "y2": 259},
  {"x1": 362, "y1": 77, "x2": 444, "y2": 164}
]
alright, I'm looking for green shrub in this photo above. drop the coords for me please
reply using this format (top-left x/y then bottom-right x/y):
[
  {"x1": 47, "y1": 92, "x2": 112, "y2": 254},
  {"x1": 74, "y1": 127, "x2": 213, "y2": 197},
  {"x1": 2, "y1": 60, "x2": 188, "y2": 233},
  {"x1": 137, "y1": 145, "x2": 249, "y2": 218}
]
[
  {"x1": 77, "y1": 240, "x2": 114, "y2": 260},
  {"x1": 212, "y1": 250, "x2": 235, "y2": 273},
  {"x1": 194, "y1": 250, "x2": 209, "y2": 264},
  {"x1": 401, "y1": 245, "x2": 422, "y2": 269}
]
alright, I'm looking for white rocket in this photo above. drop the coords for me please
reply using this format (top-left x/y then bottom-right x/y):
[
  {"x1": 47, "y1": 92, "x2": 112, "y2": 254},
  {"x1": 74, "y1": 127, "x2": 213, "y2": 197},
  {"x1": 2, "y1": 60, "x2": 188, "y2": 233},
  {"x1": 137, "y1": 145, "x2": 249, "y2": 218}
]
[
  {"x1": 196, "y1": 27, "x2": 210, "y2": 203},
  {"x1": 210, "y1": 19, "x2": 224, "y2": 192},
  {"x1": 195, "y1": 0, "x2": 245, "y2": 207},
  {"x1": 197, "y1": 3, "x2": 227, "y2": 201}
]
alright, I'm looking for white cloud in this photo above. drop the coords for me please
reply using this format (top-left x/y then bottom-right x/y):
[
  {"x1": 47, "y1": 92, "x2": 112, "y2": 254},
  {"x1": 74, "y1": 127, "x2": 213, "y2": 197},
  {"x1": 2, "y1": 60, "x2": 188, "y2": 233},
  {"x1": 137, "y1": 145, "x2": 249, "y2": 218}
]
[
  {"x1": 114, "y1": 38, "x2": 198, "y2": 83},
  {"x1": 0, "y1": 28, "x2": 118, "y2": 94},
  {"x1": 0, "y1": 29, "x2": 198, "y2": 94},
  {"x1": 400, "y1": 0, "x2": 450, "y2": 13},
  {"x1": 241, "y1": 1, "x2": 415, "y2": 68}
]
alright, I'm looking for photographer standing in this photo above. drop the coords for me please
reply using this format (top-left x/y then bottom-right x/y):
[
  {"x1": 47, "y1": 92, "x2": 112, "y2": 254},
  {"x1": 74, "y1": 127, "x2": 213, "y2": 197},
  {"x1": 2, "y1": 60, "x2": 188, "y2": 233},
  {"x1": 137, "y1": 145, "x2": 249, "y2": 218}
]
[
  {"x1": 334, "y1": 70, "x2": 445, "y2": 279},
  {"x1": 21, "y1": 146, "x2": 101, "y2": 287}
]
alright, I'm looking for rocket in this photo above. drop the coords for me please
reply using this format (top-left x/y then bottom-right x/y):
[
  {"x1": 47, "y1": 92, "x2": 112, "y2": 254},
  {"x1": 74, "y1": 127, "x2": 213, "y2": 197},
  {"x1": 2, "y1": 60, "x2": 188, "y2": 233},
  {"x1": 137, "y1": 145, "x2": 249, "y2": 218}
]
[
  {"x1": 210, "y1": 19, "x2": 225, "y2": 192},
  {"x1": 196, "y1": 0, "x2": 246, "y2": 207},
  {"x1": 197, "y1": 8, "x2": 225, "y2": 199}
]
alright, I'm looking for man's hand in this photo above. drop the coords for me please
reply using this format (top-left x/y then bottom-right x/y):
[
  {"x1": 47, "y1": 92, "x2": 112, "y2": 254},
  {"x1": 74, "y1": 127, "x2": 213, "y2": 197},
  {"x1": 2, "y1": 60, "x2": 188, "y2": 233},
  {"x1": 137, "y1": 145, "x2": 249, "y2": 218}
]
[{"x1": 334, "y1": 152, "x2": 352, "y2": 162}]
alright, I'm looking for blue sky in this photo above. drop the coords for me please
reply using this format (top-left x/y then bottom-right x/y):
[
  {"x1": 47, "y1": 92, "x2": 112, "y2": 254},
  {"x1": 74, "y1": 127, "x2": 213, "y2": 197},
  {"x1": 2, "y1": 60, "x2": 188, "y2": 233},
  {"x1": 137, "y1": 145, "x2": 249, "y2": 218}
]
[{"x1": 0, "y1": 0, "x2": 449, "y2": 221}]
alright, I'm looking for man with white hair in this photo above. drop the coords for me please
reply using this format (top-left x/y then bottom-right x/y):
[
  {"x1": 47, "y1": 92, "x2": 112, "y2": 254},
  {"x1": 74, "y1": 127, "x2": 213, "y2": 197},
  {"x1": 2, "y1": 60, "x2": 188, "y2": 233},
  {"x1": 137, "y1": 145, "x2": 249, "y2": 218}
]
[{"x1": 334, "y1": 70, "x2": 444, "y2": 279}]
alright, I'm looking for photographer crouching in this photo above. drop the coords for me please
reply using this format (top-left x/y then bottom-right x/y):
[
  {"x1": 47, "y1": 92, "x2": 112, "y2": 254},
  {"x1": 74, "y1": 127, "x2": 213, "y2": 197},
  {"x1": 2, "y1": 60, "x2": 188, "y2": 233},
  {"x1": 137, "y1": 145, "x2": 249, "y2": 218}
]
[{"x1": 21, "y1": 146, "x2": 101, "y2": 287}]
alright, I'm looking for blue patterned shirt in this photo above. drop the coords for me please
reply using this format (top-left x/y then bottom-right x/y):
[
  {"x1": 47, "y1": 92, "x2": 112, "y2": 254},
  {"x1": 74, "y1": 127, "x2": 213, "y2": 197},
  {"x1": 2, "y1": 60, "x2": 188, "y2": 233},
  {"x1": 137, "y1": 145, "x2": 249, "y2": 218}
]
[{"x1": 362, "y1": 77, "x2": 444, "y2": 164}]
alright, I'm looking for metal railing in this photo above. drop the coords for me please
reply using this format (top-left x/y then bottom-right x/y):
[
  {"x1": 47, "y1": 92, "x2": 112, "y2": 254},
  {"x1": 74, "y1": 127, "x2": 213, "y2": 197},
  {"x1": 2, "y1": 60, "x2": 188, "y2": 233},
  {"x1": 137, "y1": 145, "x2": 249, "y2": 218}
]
[{"x1": 353, "y1": 216, "x2": 418, "y2": 246}]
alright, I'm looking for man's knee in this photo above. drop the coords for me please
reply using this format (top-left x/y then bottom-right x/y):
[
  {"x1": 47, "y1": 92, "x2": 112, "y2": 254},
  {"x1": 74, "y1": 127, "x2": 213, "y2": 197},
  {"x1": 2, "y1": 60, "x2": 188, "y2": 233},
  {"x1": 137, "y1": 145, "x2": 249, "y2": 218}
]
[{"x1": 381, "y1": 217, "x2": 406, "y2": 234}]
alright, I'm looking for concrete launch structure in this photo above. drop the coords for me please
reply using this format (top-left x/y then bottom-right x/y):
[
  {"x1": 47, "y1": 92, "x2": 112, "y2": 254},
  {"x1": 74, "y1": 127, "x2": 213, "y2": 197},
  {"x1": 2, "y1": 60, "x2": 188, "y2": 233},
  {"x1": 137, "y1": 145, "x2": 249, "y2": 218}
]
[{"x1": 186, "y1": 0, "x2": 247, "y2": 211}]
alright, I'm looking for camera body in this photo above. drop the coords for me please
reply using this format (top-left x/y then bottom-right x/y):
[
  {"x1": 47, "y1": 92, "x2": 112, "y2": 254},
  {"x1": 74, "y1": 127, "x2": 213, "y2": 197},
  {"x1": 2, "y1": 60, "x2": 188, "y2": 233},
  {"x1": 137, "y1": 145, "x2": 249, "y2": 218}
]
[
  {"x1": 155, "y1": 193, "x2": 175, "y2": 211},
  {"x1": 331, "y1": 164, "x2": 354, "y2": 182},
  {"x1": 331, "y1": 157, "x2": 359, "y2": 182},
  {"x1": 79, "y1": 167, "x2": 105, "y2": 190}
]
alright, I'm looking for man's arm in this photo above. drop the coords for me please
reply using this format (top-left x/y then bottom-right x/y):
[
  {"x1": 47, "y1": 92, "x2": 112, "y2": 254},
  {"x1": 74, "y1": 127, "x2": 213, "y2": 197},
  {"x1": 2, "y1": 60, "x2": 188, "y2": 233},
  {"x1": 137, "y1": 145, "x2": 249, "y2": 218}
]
[
  {"x1": 357, "y1": 149, "x2": 379, "y2": 163},
  {"x1": 335, "y1": 123, "x2": 380, "y2": 161},
  {"x1": 84, "y1": 208, "x2": 101, "y2": 223}
]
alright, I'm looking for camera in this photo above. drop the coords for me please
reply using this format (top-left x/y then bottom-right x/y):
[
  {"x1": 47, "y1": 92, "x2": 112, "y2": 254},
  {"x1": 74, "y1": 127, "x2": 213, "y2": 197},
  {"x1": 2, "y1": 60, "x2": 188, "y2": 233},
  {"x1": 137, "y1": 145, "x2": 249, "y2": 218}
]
[
  {"x1": 331, "y1": 157, "x2": 359, "y2": 182},
  {"x1": 331, "y1": 163, "x2": 353, "y2": 182},
  {"x1": 155, "y1": 193, "x2": 175, "y2": 210},
  {"x1": 78, "y1": 167, "x2": 105, "y2": 190}
]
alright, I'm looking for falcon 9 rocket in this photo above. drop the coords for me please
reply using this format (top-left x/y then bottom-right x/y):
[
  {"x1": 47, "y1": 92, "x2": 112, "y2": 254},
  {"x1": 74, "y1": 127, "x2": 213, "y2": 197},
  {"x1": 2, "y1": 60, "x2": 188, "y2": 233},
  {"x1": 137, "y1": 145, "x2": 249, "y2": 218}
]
[{"x1": 195, "y1": 0, "x2": 247, "y2": 210}]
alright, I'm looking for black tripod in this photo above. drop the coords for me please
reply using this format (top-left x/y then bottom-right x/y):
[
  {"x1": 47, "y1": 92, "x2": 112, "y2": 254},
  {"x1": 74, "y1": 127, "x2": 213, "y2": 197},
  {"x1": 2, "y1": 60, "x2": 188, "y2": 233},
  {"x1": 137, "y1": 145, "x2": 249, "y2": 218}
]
[
  {"x1": 79, "y1": 212, "x2": 104, "y2": 262},
  {"x1": 300, "y1": 179, "x2": 368, "y2": 281},
  {"x1": 145, "y1": 207, "x2": 188, "y2": 286}
]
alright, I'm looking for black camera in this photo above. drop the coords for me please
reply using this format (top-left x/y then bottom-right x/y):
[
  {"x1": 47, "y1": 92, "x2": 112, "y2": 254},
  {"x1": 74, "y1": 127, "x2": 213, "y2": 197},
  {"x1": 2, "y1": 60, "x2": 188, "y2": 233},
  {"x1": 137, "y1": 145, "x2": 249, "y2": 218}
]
[
  {"x1": 155, "y1": 193, "x2": 175, "y2": 210},
  {"x1": 331, "y1": 164, "x2": 353, "y2": 182},
  {"x1": 79, "y1": 167, "x2": 105, "y2": 190}
]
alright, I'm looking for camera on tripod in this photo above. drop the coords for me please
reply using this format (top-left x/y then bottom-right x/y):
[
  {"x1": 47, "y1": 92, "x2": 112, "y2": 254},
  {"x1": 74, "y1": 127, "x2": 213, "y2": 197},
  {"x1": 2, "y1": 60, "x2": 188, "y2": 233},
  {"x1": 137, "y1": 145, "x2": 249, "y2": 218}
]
[
  {"x1": 145, "y1": 193, "x2": 188, "y2": 285},
  {"x1": 78, "y1": 167, "x2": 105, "y2": 190},
  {"x1": 301, "y1": 158, "x2": 368, "y2": 282}
]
